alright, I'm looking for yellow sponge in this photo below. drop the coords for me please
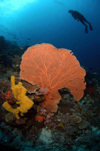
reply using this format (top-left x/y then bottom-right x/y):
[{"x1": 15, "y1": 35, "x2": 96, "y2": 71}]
[{"x1": 2, "y1": 76, "x2": 34, "y2": 119}]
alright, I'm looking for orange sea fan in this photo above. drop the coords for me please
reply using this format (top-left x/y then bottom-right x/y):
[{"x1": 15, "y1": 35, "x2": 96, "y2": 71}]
[{"x1": 20, "y1": 43, "x2": 86, "y2": 113}]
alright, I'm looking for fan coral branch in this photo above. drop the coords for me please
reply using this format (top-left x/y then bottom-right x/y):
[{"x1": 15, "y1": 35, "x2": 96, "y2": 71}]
[{"x1": 20, "y1": 43, "x2": 86, "y2": 113}]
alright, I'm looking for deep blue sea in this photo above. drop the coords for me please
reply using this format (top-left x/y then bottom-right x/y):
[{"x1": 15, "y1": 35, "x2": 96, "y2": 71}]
[
  {"x1": 0, "y1": 1, "x2": 100, "y2": 151},
  {"x1": 0, "y1": 0, "x2": 100, "y2": 73}
]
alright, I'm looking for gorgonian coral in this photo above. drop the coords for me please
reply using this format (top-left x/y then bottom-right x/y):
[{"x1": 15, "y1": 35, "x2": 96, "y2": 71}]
[{"x1": 20, "y1": 43, "x2": 86, "y2": 113}]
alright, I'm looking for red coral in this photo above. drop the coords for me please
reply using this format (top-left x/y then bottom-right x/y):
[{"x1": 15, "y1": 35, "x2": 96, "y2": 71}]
[
  {"x1": 20, "y1": 43, "x2": 86, "y2": 113},
  {"x1": 6, "y1": 91, "x2": 11, "y2": 99}
]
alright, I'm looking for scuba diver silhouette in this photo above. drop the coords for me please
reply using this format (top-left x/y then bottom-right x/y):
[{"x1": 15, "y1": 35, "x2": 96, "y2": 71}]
[{"x1": 68, "y1": 10, "x2": 93, "y2": 33}]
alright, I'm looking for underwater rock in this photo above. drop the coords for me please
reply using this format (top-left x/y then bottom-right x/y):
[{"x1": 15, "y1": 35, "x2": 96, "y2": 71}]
[
  {"x1": 15, "y1": 118, "x2": 27, "y2": 125},
  {"x1": 0, "y1": 80, "x2": 10, "y2": 93},
  {"x1": 0, "y1": 36, "x2": 7, "y2": 51},
  {"x1": 79, "y1": 120, "x2": 89, "y2": 129},
  {"x1": 12, "y1": 55, "x2": 21, "y2": 72},
  {"x1": 5, "y1": 113, "x2": 15, "y2": 123},
  {"x1": 39, "y1": 128, "x2": 52, "y2": 144},
  {"x1": 0, "y1": 55, "x2": 12, "y2": 68},
  {"x1": 75, "y1": 127, "x2": 100, "y2": 150},
  {"x1": 22, "y1": 80, "x2": 39, "y2": 94},
  {"x1": 70, "y1": 114, "x2": 82, "y2": 124},
  {"x1": 0, "y1": 66, "x2": 7, "y2": 74},
  {"x1": 0, "y1": 143, "x2": 19, "y2": 151},
  {"x1": 52, "y1": 131, "x2": 66, "y2": 144},
  {"x1": 12, "y1": 55, "x2": 21, "y2": 65},
  {"x1": 65, "y1": 126, "x2": 78, "y2": 137}
]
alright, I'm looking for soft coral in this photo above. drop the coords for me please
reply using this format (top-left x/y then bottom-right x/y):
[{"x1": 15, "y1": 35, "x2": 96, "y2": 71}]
[{"x1": 20, "y1": 43, "x2": 86, "y2": 113}]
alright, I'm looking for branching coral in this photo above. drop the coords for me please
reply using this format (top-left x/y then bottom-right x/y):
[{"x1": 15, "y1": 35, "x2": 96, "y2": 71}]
[{"x1": 20, "y1": 43, "x2": 86, "y2": 113}]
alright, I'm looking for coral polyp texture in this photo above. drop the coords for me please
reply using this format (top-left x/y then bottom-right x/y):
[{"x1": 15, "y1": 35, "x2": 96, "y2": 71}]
[{"x1": 20, "y1": 43, "x2": 86, "y2": 113}]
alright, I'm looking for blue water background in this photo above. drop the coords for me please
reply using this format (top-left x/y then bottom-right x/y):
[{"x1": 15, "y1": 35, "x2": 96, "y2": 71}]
[{"x1": 0, "y1": 0, "x2": 100, "y2": 73}]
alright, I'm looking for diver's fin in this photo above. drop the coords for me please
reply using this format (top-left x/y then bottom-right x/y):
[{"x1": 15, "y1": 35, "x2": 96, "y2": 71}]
[{"x1": 89, "y1": 23, "x2": 93, "y2": 31}]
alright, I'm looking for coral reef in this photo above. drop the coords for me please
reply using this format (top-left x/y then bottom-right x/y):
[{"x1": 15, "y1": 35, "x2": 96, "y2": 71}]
[
  {"x1": 0, "y1": 72, "x2": 100, "y2": 151},
  {"x1": 0, "y1": 39, "x2": 100, "y2": 151}
]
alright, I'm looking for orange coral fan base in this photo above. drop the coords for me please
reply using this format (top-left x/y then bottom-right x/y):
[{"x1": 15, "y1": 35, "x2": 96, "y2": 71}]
[{"x1": 20, "y1": 43, "x2": 86, "y2": 113}]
